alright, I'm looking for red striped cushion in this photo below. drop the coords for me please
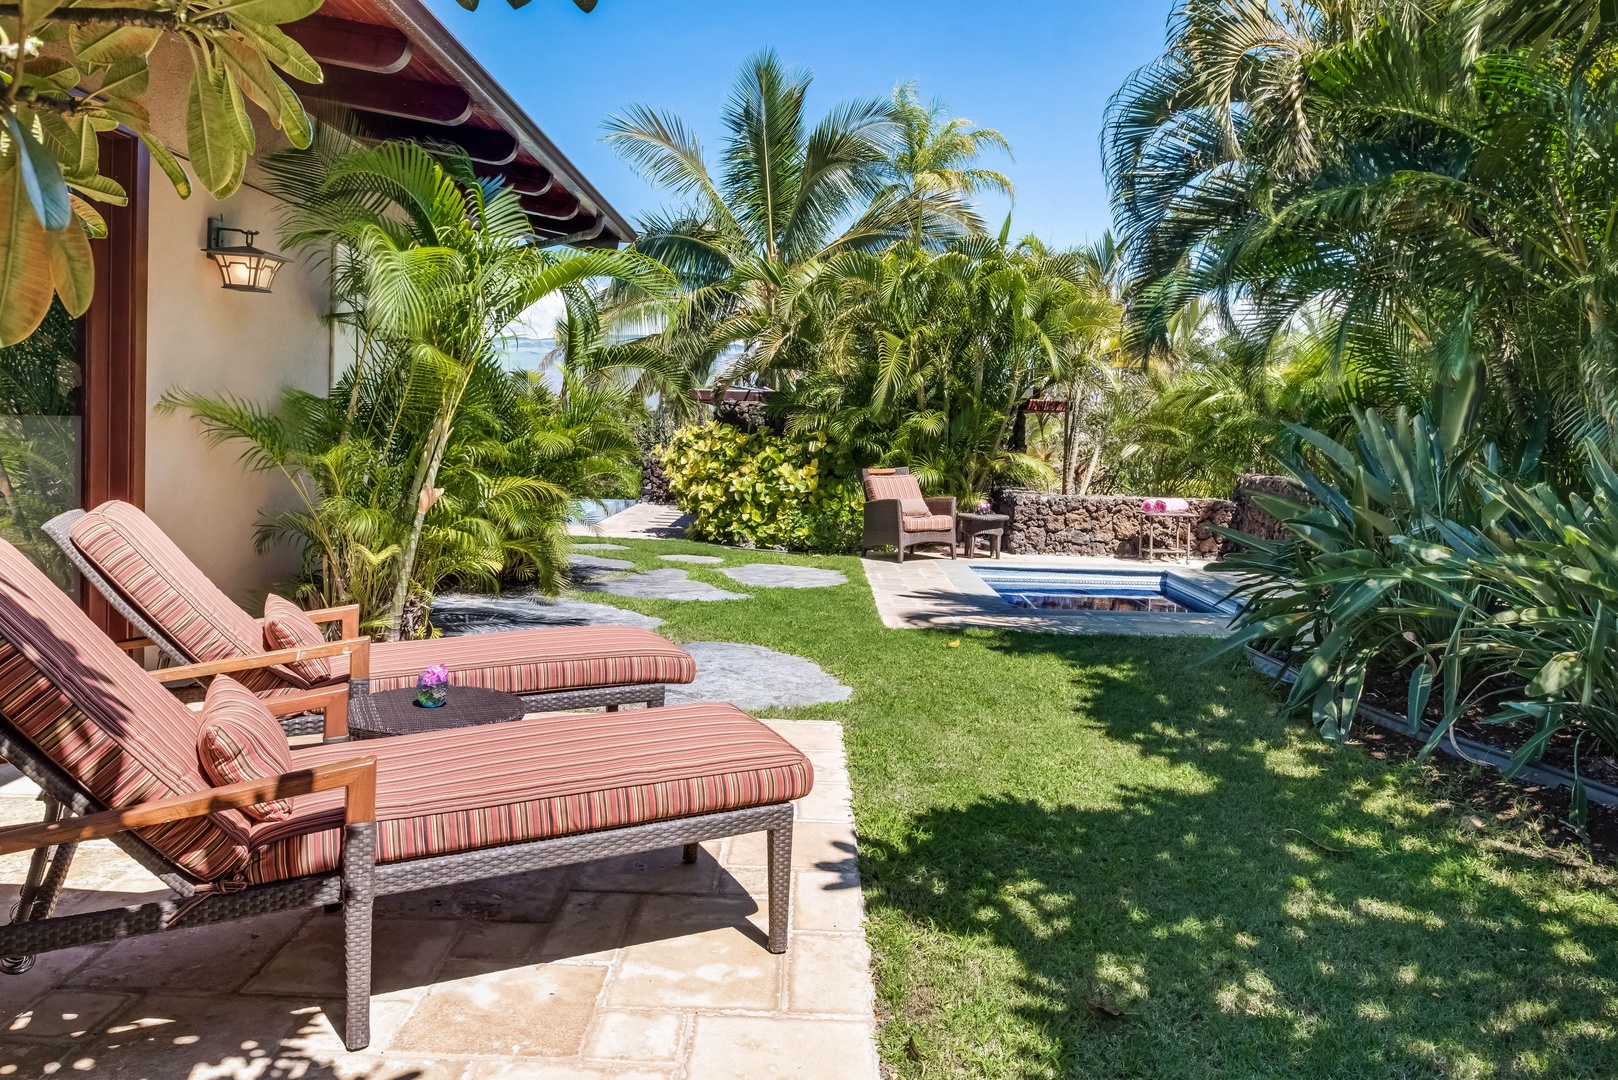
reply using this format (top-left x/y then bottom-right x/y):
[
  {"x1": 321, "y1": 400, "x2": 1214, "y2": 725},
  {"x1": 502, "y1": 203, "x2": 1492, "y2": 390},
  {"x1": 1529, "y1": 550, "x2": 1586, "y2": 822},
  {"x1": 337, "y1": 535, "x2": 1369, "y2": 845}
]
[
  {"x1": 0, "y1": 540, "x2": 253, "y2": 880},
  {"x1": 69, "y1": 502, "x2": 282, "y2": 694},
  {"x1": 863, "y1": 472, "x2": 928, "y2": 515},
  {"x1": 243, "y1": 703, "x2": 812, "y2": 883},
  {"x1": 262, "y1": 594, "x2": 332, "y2": 689},
  {"x1": 901, "y1": 513, "x2": 954, "y2": 532},
  {"x1": 198, "y1": 676, "x2": 294, "y2": 822},
  {"x1": 364, "y1": 627, "x2": 696, "y2": 695}
]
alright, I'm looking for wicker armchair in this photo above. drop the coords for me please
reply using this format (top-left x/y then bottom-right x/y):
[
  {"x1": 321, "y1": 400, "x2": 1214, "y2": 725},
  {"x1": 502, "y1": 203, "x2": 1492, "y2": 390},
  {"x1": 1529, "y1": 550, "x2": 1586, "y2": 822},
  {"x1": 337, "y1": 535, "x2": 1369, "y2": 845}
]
[{"x1": 860, "y1": 467, "x2": 957, "y2": 562}]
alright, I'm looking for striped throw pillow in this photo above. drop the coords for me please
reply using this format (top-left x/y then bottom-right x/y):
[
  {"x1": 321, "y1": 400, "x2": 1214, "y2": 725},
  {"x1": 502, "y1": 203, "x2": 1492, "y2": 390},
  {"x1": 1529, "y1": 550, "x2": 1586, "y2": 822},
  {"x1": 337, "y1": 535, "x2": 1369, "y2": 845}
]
[
  {"x1": 198, "y1": 676, "x2": 294, "y2": 822},
  {"x1": 262, "y1": 594, "x2": 333, "y2": 688}
]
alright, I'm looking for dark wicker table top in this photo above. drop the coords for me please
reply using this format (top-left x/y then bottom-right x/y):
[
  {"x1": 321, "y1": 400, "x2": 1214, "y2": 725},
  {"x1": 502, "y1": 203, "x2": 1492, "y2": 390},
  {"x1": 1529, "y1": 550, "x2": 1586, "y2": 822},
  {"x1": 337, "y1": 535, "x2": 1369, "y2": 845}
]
[
  {"x1": 958, "y1": 512, "x2": 1009, "y2": 529},
  {"x1": 352, "y1": 686, "x2": 527, "y2": 739}
]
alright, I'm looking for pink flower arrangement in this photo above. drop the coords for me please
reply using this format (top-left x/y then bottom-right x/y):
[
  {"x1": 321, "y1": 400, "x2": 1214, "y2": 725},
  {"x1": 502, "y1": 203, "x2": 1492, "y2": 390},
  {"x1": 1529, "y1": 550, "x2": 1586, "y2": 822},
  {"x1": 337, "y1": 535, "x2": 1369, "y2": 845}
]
[
  {"x1": 976, "y1": 500, "x2": 993, "y2": 513},
  {"x1": 418, "y1": 664, "x2": 449, "y2": 689}
]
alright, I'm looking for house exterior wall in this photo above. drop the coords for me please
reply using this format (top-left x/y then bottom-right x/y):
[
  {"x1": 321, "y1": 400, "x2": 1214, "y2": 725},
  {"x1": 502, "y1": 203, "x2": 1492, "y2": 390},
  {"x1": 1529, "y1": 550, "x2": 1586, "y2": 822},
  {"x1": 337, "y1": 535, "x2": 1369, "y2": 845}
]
[{"x1": 143, "y1": 176, "x2": 333, "y2": 608}]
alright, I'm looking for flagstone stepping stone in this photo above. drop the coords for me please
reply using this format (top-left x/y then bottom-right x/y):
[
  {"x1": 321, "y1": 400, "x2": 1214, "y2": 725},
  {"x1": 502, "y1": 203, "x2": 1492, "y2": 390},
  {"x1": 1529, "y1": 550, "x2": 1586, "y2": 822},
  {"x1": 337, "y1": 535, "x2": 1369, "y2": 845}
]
[
  {"x1": 665, "y1": 642, "x2": 852, "y2": 710},
  {"x1": 568, "y1": 553, "x2": 635, "y2": 582},
  {"x1": 432, "y1": 593, "x2": 663, "y2": 633},
  {"x1": 572, "y1": 543, "x2": 629, "y2": 551},
  {"x1": 659, "y1": 554, "x2": 725, "y2": 565},
  {"x1": 718, "y1": 564, "x2": 847, "y2": 589},
  {"x1": 581, "y1": 568, "x2": 750, "y2": 602}
]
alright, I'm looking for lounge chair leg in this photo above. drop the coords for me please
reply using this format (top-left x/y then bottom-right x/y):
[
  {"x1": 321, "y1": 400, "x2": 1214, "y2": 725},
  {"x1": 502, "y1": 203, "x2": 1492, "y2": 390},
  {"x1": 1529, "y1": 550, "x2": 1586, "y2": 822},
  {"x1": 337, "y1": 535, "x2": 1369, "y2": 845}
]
[
  {"x1": 765, "y1": 823, "x2": 792, "y2": 954},
  {"x1": 682, "y1": 842, "x2": 700, "y2": 864},
  {"x1": 341, "y1": 822, "x2": 377, "y2": 1052},
  {"x1": 2, "y1": 797, "x2": 76, "y2": 976}
]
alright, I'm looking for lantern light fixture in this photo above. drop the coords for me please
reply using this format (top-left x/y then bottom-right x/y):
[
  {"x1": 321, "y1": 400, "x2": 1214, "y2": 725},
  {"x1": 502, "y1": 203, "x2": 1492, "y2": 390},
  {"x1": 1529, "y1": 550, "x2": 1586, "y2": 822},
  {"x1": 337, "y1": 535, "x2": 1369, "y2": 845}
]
[{"x1": 203, "y1": 217, "x2": 287, "y2": 293}]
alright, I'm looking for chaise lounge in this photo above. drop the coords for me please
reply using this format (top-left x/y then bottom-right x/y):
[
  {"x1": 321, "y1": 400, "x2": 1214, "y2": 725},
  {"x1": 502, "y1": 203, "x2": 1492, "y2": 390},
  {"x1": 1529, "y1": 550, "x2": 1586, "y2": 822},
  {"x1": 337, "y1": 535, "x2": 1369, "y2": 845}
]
[
  {"x1": 44, "y1": 502, "x2": 697, "y2": 740},
  {"x1": 0, "y1": 538, "x2": 811, "y2": 1051},
  {"x1": 860, "y1": 467, "x2": 958, "y2": 562}
]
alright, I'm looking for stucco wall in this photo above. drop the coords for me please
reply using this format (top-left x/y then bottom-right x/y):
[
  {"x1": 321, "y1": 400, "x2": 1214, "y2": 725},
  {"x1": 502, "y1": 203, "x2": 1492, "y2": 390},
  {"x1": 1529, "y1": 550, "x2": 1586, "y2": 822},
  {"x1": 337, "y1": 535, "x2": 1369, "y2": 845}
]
[{"x1": 143, "y1": 177, "x2": 332, "y2": 608}]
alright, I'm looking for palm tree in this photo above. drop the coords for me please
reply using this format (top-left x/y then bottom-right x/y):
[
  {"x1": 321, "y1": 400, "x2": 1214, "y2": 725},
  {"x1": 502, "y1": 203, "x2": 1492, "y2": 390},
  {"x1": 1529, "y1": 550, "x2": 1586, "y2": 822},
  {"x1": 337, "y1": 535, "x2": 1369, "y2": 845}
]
[
  {"x1": 171, "y1": 140, "x2": 672, "y2": 638},
  {"x1": 603, "y1": 50, "x2": 943, "y2": 393},
  {"x1": 878, "y1": 83, "x2": 1014, "y2": 243}
]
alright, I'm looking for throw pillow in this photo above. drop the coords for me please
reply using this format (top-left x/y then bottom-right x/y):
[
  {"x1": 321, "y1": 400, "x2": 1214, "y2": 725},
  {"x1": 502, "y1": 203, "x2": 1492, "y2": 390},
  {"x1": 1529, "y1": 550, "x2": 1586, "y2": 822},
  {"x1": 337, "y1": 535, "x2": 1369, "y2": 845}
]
[
  {"x1": 262, "y1": 594, "x2": 333, "y2": 688},
  {"x1": 197, "y1": 675, "x2": 294, "y2": 822}
]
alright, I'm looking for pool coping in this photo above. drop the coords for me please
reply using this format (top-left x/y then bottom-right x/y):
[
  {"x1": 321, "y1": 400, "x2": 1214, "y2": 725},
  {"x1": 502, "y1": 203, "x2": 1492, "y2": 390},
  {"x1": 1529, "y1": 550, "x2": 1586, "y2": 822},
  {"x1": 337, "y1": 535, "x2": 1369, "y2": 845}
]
[{"x1": 861, "y1": 553, "x2": 1241, "y2": 636}]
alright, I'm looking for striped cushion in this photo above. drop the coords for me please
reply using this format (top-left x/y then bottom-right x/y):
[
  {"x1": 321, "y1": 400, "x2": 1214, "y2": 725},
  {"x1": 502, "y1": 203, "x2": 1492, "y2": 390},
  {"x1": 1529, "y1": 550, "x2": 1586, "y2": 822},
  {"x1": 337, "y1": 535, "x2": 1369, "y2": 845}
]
[
  {"x1": 198, "y1": 676, "x2": 294, "y2": 822},
  {"x1": 863, "y1": 472, "x2": 928, "y2": 515},
  {"x1": 262, "y1": 594, "x2": 332, "y2": 689},
  {"x1": 68, "y1": 501, "x2": 282, "y2": 693},
  {"x1": 0, "y1": 540, "x2": 253, "y2": 880},
  {"x1": 901, "y1": 513, "x2": 954, "y2": 532},
  {"x1": 364, "y1": 627, "x2": 696, "y2": 695},
  {"x1": 244, "y1": 703, "x2": 812, "y2": 883}
]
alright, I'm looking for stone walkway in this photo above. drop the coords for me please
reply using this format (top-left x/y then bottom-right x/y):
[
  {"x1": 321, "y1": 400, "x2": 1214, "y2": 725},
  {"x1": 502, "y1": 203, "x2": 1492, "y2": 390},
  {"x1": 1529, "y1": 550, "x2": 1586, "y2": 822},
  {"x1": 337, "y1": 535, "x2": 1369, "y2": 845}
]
[
  {"x1": 0, "y1": 721, "x2": 877, "y2": 1080},
  {"x1": 568, "y1": 504, "x2": 691, "y2": 540},
  {"x1": 863, "y1": 551, "x2": 1235, "y2": 636}
]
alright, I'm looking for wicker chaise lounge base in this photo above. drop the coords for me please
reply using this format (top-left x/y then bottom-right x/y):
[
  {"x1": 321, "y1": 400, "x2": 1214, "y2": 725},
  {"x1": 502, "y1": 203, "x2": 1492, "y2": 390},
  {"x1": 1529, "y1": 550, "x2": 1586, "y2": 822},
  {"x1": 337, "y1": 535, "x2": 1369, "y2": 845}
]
[
  {"x1": 44, "y1": 505, "x2": 691, "y2": 738},
  {"x1": 0, "y1": 539, "x2": 811, "y2": 1053}
]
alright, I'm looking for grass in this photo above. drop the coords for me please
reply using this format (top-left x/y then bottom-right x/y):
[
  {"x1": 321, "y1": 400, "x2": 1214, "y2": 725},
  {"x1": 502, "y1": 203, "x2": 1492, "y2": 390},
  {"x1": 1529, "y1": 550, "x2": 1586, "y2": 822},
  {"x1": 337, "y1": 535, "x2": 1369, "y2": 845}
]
[{"x1": 539, "y1": 537, "x2": 1618, "y2": 1078}]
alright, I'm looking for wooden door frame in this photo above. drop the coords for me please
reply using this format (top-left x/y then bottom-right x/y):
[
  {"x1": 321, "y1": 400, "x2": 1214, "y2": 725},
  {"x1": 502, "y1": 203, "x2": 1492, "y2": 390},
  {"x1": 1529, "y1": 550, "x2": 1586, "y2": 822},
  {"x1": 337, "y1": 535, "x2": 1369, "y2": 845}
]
[{"x1": 80, "y1": 131, "x2": 149, "y2": 634}]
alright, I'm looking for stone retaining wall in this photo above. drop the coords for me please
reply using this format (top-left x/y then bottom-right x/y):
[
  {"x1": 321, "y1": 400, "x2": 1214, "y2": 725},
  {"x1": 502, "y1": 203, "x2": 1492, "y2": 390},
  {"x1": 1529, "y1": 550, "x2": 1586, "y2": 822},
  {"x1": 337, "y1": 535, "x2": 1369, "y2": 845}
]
[
  {"x1": 1230, "y1": 473, "x2": 1308, "y2": 542},
  {"x1": 639, "y1": 449, "x2": 675, "y2": 505},
  {"x1": 990, "y1": 490, "x2": 1237, "y2": 557}
]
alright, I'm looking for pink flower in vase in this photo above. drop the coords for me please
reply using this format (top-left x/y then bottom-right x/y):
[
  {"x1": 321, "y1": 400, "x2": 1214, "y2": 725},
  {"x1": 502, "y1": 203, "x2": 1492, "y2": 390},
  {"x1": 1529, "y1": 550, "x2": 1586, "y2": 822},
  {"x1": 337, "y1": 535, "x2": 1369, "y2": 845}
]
[
  {"x1": 976, "y1": 500, "x2": 993, "y2": 514},
  {"x1": 417, "y1": 664, "x2": 450, "y2": 707}
]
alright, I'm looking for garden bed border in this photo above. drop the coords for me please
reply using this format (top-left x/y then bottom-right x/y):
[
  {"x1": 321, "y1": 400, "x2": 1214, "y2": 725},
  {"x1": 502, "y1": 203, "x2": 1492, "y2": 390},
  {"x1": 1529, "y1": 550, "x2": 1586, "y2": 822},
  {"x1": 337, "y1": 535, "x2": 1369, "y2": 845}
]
[{"x1": 1246, "y1": 646, "x2": 1618, "y2": 809}]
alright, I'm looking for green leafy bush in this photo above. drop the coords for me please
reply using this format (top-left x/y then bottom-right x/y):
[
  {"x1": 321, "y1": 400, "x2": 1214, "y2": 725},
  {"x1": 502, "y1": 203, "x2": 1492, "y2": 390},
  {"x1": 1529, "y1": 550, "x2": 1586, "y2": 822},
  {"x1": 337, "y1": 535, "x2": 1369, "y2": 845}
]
[{"x1": 661, "y1": 423, "x2": 863, "y2": 552}]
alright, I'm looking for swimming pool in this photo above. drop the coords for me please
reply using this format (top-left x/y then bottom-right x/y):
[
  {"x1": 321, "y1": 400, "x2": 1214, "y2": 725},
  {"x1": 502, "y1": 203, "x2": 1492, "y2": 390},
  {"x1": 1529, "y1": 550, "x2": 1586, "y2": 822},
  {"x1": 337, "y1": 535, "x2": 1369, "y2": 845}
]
[{"x1": 970, "y1": 565, "x2": 1240, "y2": 616}]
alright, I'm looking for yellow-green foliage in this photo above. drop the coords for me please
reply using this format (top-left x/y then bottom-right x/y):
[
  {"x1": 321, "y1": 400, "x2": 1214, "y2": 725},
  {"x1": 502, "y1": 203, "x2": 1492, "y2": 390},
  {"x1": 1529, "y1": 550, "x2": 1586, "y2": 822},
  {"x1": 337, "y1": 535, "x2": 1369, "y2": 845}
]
[{"x1": 661, "y1": 422, "x2": 863, "y2": 551}]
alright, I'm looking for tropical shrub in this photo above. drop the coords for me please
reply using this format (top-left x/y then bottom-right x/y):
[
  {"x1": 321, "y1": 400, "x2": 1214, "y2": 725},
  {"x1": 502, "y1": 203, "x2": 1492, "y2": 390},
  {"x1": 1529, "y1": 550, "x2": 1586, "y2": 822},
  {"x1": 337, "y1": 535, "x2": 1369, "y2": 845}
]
[{"x1": 661, "y1": 422, "x2": 863, "y2": 552}]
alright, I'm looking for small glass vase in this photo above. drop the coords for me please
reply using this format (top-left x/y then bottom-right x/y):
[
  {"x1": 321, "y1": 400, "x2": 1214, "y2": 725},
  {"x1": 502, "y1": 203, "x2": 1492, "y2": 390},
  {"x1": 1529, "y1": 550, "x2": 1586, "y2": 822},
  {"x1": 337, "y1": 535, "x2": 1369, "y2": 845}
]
[{"x1": 416, "y1": 685, "x2": 447, "y2": 709}]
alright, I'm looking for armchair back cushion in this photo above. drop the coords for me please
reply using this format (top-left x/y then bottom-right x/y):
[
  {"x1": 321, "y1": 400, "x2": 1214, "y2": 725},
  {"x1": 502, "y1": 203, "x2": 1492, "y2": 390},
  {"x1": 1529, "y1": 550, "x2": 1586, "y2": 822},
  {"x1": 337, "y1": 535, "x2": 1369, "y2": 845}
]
[
  {"x1": 862, "y1": 471, "x2": 930, "y2": 516},
  {"x1": 69, "y1": 501, "x2": 290, "y2": 693},
  {"x1": 0, "y1": 540, "x2": 253, "y2": 880}
]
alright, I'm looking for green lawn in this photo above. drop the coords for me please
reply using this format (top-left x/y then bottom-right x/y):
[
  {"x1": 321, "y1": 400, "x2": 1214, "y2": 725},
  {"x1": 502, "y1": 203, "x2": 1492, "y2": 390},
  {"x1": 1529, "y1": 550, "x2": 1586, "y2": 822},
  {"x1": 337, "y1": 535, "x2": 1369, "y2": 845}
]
[{"x1": 548, "y1": 538, "x2": 1618, "y2": 1079}]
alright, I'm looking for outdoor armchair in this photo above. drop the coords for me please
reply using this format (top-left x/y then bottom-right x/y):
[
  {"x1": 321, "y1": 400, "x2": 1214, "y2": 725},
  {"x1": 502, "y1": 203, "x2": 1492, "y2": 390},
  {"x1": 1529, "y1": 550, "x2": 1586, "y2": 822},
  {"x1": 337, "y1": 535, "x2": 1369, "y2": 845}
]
[
  {"x1": 860, "y1": 467, "x2": 957, "y2": 563},
  {"x1": 0, "y1": 537, "x2": 811, "y2": 1052},
  {"x1": 44, "y1": 502, "x2": 697, "y2": 739}
]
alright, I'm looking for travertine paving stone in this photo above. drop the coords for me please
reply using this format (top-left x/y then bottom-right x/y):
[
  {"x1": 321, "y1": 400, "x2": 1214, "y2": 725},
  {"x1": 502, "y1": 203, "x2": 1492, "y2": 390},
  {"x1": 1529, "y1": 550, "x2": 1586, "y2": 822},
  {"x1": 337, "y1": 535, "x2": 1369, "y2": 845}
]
[
  {"x1": 719, "y1": 563, "x2": 848, "y2": 589},
  {"x1": 0, "y1": 720, "x2": 878, "y2": 1079},
  {"x1": 568, "y1": 553, "x2": 637, "y2": 580}
]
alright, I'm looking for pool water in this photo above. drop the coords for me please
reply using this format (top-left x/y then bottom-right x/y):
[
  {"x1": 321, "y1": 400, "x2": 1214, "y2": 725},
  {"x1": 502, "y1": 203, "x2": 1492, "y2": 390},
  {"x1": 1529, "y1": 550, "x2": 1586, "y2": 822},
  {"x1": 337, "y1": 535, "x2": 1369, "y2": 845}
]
[{"x1": 971, "y1": 565, "x2": 1238, "y2": 616}]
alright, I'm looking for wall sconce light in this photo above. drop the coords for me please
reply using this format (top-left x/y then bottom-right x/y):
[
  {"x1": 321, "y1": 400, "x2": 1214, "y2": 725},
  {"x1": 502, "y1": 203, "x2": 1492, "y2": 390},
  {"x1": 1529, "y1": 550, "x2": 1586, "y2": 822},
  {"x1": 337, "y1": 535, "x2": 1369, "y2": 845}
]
[{"x1": 203, "y1": 217, "x2": 287, "y2": 293}]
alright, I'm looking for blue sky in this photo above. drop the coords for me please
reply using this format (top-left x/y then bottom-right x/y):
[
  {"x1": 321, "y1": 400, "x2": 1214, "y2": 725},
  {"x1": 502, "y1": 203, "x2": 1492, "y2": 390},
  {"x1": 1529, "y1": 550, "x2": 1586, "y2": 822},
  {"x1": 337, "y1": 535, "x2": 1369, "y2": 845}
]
[{"x1": 425, "y1": 0, "x2": 1175, "y2": 250}]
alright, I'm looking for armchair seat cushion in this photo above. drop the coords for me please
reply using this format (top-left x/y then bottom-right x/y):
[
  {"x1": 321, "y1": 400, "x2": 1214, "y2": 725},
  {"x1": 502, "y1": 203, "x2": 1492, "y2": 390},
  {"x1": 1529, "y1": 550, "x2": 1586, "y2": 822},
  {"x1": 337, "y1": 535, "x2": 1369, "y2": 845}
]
[
  {"x1": 900, "y1": 514, "x2": 955, "y2": 533},
  {"x1": 244, "y1": 703, "x2": 813, "y2": 883},
  {"x1": 353, "y1": 627, "x2": 697, "y2": 695}
]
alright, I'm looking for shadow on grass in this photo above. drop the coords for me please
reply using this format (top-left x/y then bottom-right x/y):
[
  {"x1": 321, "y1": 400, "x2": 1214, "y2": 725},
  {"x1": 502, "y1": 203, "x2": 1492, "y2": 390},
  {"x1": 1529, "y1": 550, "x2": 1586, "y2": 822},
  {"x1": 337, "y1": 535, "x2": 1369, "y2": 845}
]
[{"x1": 860, "y1": 633, "x2": 1618, "y2": 1077}]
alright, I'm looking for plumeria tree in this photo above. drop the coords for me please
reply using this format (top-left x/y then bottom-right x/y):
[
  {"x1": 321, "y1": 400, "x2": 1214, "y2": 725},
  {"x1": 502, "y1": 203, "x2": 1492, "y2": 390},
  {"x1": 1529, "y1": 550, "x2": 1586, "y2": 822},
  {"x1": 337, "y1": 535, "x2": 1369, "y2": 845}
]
[{"x1": 0, "y1": 0, "x2": 598, "y2": 346}]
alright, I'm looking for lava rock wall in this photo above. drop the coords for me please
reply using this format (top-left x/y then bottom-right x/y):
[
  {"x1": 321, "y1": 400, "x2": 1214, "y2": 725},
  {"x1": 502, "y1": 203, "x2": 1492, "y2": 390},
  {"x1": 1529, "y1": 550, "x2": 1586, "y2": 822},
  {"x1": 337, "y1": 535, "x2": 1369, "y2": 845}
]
[{"x1": 990, "y1": 490, "x2": 1237, "y2": 557}]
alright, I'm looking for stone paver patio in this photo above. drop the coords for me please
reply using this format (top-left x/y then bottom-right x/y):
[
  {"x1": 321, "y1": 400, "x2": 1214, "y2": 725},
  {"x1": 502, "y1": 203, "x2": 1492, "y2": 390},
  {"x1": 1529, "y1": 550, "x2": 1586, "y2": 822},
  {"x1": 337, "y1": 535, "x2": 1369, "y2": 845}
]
[
  {"x1": 0, "y1": 720, "x2": 876, "y2": 1080},
  {"x1": 568, "y1": 504, "x2": 692, "y2": 540}
]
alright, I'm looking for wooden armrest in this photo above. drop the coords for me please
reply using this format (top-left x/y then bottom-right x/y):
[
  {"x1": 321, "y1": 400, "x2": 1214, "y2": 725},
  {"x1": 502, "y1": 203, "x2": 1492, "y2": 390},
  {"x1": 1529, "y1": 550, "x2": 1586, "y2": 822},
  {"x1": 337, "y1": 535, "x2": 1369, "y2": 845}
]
[
  {"x1": 262, "y1": 685, "x2": 350, "y2": 741},
  {"x1": 304, "y1": 604, "x2": 361, "y2": 641},
  {"x1": 150, "y1": 636, "x2": 372, "y2": 684},
  {"x1": 0, "y1": 757, "x2": 377, "y2": 856},
  {"x1": 115, "y1": 636, "x2": 155, "y2": 652}
]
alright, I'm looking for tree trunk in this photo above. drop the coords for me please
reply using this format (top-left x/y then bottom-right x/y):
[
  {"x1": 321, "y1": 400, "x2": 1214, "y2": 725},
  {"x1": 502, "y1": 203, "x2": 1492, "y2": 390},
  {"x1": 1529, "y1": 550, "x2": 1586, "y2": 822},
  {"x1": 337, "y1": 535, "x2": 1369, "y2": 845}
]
[
  {"x1": 383, "y1": 408, "x2": 452, "y2": 642},
  {"x1": 1078, "y1": 440, "x2": 1102, "y2": 496}
]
